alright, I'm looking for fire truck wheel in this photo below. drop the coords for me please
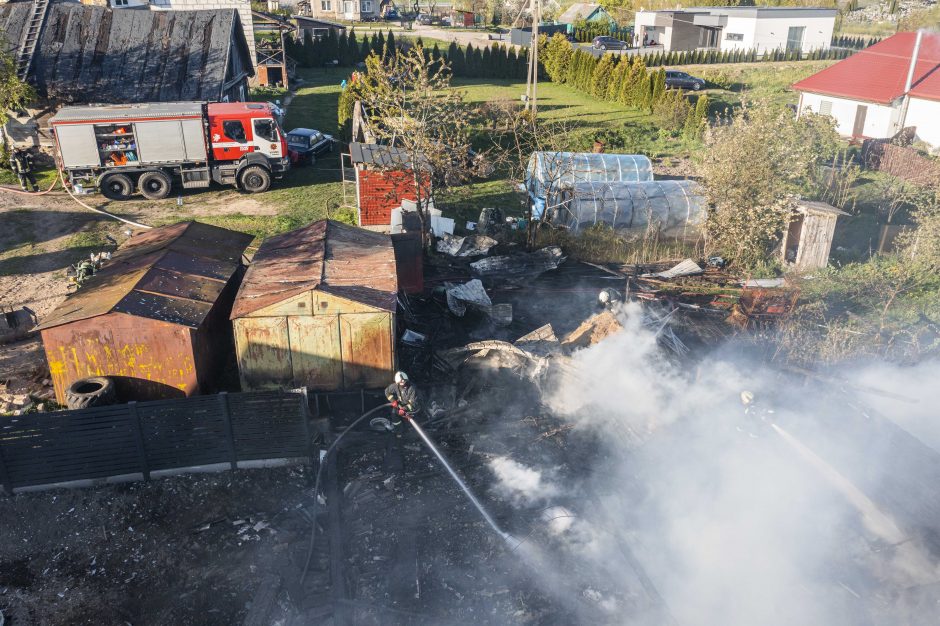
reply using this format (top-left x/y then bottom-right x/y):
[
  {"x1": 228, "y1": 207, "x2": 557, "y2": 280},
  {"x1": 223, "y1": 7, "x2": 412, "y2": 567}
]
[
  {"x1": 238, "y1": 166, "x2": 271, "y2": 193},
  {"x1": 65, "y1": 376, "x2": 116, "y2": 410},
  {"x1": 138, "y1": 170, "x2": 172, "y2": 200},
  {"x1": 100, "y1": 174, "x2": 134, "y2": 200}
]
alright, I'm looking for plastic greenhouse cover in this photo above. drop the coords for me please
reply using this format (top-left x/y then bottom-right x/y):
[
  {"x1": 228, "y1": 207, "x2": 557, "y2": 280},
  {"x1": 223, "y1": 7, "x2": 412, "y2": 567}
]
[
  {"x1": 559, "y1": 180, "x2": 706, "y2": 237},
  {"x1": 526, "y1": 152, "x2": 654, "y2": 214}
]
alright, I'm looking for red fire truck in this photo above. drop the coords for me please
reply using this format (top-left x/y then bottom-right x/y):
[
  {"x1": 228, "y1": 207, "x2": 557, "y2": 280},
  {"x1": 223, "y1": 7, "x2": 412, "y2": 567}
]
[{"x1": 49, "y1": 102, "x2": 290, "y2": 200}]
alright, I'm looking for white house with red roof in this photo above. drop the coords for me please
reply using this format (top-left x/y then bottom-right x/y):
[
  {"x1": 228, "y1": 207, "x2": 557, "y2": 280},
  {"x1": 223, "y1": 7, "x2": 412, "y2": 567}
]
[{"x1": 792, "y1": 31, "x2": 940, "y2": 150}]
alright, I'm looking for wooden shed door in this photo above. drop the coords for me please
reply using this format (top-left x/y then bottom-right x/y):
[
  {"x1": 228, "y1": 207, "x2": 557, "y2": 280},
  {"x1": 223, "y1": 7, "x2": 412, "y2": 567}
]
[
  {"x1": 288, "y1": 315, "x2": 343, "y2": 391},
  {"x1": 340, "y1": 313, "x2": 393, "y2": 389},
  {"x1": 234, "y1": 317, "x2": 291, "y2": 390}
]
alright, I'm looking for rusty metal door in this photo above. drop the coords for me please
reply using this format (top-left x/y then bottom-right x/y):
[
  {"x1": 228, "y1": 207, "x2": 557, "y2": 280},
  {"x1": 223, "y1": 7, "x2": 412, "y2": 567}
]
[
  {"x1": 234, "y1": 317, "x2": 291, "y2": 390},
  {"x1": 340, "y1": 313, "x2": 392, "y2": 389},
  {"x1": 288, "y1": 315, "x2": 343, "y2": 391}
]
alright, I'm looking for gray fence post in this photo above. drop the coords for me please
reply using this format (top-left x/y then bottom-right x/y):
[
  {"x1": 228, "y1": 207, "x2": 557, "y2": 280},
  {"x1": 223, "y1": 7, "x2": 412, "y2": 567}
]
[
  {"x1": 299, "y1": 389, "x2": 314, "y2": 466},
  {"x1": 219, "y1": 392, "x2": 238, "y2": 471},
  {"x1": 0, "y1": 441, "x2": 12, "y2": 495},
  {"x1": 129, "y1": 401, "x2": 150, "y2": 482}
]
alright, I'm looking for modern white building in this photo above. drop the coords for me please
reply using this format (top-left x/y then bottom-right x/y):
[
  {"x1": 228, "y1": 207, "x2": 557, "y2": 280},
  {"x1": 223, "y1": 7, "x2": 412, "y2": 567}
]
[
  {"x1": 634, "y1": 6, "x2": 836, "y2": 55},
  {"x1": 793, "y1": 31, "x2": 940, "y2": 150}
]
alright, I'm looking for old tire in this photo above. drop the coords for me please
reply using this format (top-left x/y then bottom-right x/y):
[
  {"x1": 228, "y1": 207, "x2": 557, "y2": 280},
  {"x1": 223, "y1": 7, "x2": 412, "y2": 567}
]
[
  {"x1": 100, "y1": 174, "x2": 134, "y2": 200},
  {"x1": 138, "y1": 170, "x2": 172, "y2": 200},
  {"x1": 238, "y1": 166, "x2": 271, "y2": 193},
  {"x1": 65, "y1": 376, "x2": 116, "y2": 410}
]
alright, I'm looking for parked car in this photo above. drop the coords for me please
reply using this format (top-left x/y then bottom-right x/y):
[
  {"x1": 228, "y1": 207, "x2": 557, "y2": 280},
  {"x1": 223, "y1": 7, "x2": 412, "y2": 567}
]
[
  {"x1": 384, "y1": 9, "x2": 400, "y2": 20},
  {"x1": 417, "y1": 13, "x2": 435, "y2": 24},
  {"x1": 286, "y1": 128, "x2": 334, "y2": 165},
  {"x1": 592, "y1": 36, "x2": 627, "y2": 51},
  {"x1": 665, "y1": 70, "x2": 705, "y2": 91}
]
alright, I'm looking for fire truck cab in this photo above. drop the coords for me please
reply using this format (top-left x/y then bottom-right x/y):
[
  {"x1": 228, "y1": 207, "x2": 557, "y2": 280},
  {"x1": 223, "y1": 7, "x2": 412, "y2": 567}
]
[{"x1": 206, "y1": 102, "x2": 289, "y2": 191}]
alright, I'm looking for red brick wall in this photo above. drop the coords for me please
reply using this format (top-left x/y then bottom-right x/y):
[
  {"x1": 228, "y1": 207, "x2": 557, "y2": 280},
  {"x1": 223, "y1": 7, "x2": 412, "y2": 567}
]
[{"x1": 357, "y1": 169, "x2": 418, "y2": 227}]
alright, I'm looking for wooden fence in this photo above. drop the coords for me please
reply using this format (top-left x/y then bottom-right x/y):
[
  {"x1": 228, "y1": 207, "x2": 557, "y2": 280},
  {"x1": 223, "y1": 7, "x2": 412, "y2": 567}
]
[
  {"x1": 0, "y1": 391, "x2": 312, "y2": 494},
  {"x1": 863, "y1": 140, "x2": 940, "y2": 188}
]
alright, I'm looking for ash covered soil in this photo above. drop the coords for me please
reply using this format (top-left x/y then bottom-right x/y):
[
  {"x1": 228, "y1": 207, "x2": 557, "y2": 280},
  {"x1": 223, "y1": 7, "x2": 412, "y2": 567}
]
[{"x1": 0, "y1": 467, "x2": 314, "y2": 625}]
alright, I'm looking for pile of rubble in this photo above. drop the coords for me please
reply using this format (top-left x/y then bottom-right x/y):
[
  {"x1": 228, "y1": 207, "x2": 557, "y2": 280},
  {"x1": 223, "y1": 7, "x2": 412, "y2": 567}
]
[
  {"x1": 0, "y1": 373, "x2": 56, "y2": 415},
  {"x1": 843, "y1": 0, "x2": 935, "y2": 23}
]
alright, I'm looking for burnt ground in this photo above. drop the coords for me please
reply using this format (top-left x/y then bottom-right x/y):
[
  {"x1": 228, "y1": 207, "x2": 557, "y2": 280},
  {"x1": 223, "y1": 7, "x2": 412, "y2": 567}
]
[{"x1": 3, "y1": 260, "x2": 940, "y2": 624}]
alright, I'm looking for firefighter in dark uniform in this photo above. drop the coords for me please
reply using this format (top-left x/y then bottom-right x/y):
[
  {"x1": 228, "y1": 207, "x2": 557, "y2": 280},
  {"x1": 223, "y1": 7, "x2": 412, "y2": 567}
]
[
  {"x1": 597, "y1": 287, "x2": 623, "y2": 310},
  {"x1": 9, "y1": 148, "x2": 39, "y2": 192},
  {"x1": 382, "y1": 371, "x2": 421, "y2": 480}
]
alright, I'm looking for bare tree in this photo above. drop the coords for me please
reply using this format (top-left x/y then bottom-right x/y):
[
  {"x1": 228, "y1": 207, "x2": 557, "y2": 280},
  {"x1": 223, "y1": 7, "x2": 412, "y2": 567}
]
[{"x1": 358, "y1": 47, "x2": 483, "y2": 246}]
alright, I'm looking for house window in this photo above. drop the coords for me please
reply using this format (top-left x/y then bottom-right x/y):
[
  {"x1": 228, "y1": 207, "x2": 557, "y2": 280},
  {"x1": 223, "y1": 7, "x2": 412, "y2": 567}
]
[
  {"x1": 361, "y1": 0, "x2": 372, "y2": 12},
  {"x1": 320, "y1": 0, "x2": 331, "y2": 10},
  {"x1": 112, "y1": 0, "x2": 129, "y2": 6},
  {"x1": 819, "y1": 100, "x2": 833, "y2": 116},
  {"x1": 725, "y1": 33, "x2": 743, "y2": 41}
]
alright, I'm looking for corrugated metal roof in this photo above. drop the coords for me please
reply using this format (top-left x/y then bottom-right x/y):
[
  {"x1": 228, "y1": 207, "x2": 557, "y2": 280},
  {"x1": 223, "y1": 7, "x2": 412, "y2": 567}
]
[
  {"x1": 51, "y1": 102, "x2": 205, "y2": 124},
  {"x1": 792, "y1": 32, "x2": 940, "y2": 105},
  {"x1": 0, "y1": 4, "x2": 252, "y2": 104},
  {"x1": 37, "y1": 222, "x2": 252, "y2": 331},
  {"x1": 349, "y1": 142, "x2": 429, "y2": 170},
  {"x1": 231, "y1": 220, "x2": 399, "y2": 318}
]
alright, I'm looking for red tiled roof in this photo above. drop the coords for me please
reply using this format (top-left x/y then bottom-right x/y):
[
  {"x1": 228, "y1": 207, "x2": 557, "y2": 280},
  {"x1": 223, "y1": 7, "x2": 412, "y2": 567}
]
[{"x1": 792, "y1": 32, "x2": 940, "y2": 105}]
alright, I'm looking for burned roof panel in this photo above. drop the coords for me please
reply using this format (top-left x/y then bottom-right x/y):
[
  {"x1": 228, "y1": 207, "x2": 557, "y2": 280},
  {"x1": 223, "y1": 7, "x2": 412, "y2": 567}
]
[
  {"x1": 0, "y1": 4, "x2": 251, "y2": 104},
  {"x1": 37, "y1": 222, "x2": 252, "y2": 331},
  {"x1": 231, "y1": 220, "x2": 398, "y2": 319}
]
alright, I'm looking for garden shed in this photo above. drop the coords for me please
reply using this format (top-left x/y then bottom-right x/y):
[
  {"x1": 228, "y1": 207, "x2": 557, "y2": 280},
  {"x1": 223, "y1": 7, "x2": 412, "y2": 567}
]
[
  {"x1": 526, "y1": 152, "x2": 654, "y2": 219},
  {"x1": 781, "y1": 200, "x2": 847, "y2": 270},
  {"x1": 557, "y1": 179, "x2": 706, "y2": 239},
  {"x1": 349, "y1": 142, "x2": 429, "y2": 230},
  {"x1": 230, "y1": 220, "x2": 398, "y2": 392},
  {"x1": 37, "y1": 222, "x2": 252, "y2": 403}
]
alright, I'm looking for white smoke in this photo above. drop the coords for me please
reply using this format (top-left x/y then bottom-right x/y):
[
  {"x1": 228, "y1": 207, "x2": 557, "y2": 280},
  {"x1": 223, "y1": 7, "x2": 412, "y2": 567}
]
[
  {"x1": 521, "y1": 302, "x2": 940, "y2": 626},
  {"x1": 488, "y1": 456, "x2": 559, "y2": 506}
]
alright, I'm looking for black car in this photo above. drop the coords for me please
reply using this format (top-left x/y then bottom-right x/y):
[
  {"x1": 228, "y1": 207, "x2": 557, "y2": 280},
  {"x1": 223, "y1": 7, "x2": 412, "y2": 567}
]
[
  {"x1": 286, "y1": 128, "x2": 334, "y2": 164},
  {"x1": 592, "y1": 36, "x2": 627, "y2": 51},
  {"x1": 665, "y1": 70, "x2": 705, "y2": 91}
]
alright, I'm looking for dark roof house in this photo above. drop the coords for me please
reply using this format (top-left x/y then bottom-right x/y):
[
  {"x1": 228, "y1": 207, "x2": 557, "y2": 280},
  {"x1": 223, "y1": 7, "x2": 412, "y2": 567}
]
[{"x1": 0, "y1": 3, "x2": 254, "y2": 104}]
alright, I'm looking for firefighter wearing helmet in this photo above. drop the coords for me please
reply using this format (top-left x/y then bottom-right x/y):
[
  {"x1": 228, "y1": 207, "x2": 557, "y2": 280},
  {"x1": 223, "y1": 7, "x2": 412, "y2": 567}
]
[
  {"x1": 598, "y1": 287, "x2": 623, "y2": 310},
  {"x1": 385, "y1": 371, "x2": 421, "y2": 430}
]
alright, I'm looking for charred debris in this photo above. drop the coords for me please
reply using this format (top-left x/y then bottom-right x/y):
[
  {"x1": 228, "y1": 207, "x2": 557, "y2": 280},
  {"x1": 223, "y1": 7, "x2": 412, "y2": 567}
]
[{"x1": 273, "y1": 235, "x2": 810, "y2": 624}]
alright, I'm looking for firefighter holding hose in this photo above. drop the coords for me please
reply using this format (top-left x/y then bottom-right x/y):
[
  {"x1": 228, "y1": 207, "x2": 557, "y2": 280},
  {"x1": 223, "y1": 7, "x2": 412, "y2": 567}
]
[
  {"x1": 381, "y1": 371, "x2": 421, "y2": 483},
  {"x1": 385, "y1": 371, "x2": 421, "y2": 428}
]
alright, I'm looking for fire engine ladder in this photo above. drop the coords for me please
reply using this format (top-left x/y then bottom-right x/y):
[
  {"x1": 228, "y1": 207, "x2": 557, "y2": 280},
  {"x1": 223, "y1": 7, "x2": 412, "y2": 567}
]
[{"x1": 15, "y1": 0, "x2": 51, "y2": 81}]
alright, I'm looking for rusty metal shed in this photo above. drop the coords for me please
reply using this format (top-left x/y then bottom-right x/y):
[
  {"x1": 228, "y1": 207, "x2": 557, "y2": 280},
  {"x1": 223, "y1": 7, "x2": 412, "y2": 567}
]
[
  {"x1": 37, "y1": 222, "x2": 252, "y2": 404},
  {"x1": 230, "y1": 220, "x2": 399, "y2": 392}
]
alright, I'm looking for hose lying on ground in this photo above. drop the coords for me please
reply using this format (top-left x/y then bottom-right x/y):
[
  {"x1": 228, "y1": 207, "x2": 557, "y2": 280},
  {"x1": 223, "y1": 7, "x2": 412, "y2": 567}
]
[
  {"x1": 59, "y1": 172, "x2": 152, "y2": 230},
  {"x1": 0, "y1": 177, "x2": 58, "y2": 196},
  {"x1": 2, "y1": 172, "x2": 153, "y2": 230},
  {"x1": 300, "y1": 403, "x2": 393, "y2": 584}
]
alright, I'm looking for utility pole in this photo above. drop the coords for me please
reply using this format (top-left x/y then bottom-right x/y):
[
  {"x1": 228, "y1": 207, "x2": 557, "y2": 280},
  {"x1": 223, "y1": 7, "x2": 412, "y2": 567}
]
[{"x1": 525, "y1": 0, "x2": 541, "y2": 119}]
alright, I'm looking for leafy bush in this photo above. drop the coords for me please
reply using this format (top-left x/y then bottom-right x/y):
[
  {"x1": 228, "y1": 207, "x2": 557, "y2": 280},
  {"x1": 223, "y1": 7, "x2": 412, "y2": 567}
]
[{"x1": 700, "y1": 68, "x2": 734, "y2": 90}]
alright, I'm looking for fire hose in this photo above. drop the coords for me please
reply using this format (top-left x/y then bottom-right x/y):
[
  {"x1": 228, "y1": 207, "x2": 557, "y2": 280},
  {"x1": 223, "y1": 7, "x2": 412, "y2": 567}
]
[
  {"x1": 300, "y1": 402, "x2": 517, "y2": 584},
  {"x1": 0, "y1": 173, "x2": 152, "y2": 230},
  {"x1": 300, "y1": 402, "x2": 393, "y2": 584}
]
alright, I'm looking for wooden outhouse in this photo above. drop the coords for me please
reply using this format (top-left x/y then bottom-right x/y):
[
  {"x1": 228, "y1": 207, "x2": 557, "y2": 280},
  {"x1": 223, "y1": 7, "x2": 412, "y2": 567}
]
[
  {"x1": 782, "y1": 201, "x2": 848, "y2": 271},
  {"x1": 37, "y1": 222, "x2": 252, "y2": 403},
  {"x1": 230, "y1": 220, "x2": 398, "y2": 391}
]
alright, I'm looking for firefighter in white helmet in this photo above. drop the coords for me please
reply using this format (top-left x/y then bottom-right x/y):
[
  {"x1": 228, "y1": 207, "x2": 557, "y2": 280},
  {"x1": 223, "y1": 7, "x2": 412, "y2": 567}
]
[
  {"x1": 598, "y1": 287, "x2": 623, "y2": 310},
  {"x1": 385, "y1": 371, "x2": 421, "y2": 430}
]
